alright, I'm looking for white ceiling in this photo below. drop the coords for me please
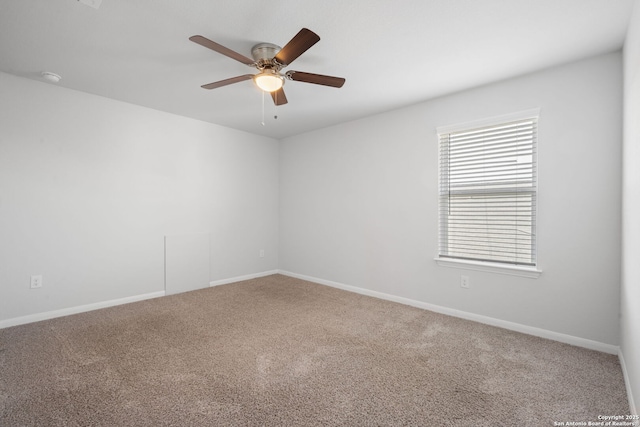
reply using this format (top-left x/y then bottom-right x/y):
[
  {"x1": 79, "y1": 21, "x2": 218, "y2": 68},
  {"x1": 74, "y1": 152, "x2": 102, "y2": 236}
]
[{"x1": 0, "y1": 0, "x2": 634, "y2": 139}]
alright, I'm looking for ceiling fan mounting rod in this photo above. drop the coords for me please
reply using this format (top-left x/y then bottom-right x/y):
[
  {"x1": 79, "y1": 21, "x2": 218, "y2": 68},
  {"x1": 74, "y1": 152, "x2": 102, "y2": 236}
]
[
  {"x1": 251, "y1": 43, "x2": 285, "y2": 72},
  {"x1": 251, "y1": 43, "x2": 281, "y2": 61}
]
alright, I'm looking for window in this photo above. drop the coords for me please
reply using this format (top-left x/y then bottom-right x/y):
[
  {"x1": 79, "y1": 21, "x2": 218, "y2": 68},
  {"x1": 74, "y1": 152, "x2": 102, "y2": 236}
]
[{"x1": 437, "y1": 111, "x2": 539, "y2": 273}]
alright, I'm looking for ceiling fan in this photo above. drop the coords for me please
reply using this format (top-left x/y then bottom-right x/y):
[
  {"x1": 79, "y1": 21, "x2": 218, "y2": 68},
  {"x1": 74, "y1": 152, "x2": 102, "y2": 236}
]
[{"x1": 189, "y1": 28, "x2": 345, "y2": 106}]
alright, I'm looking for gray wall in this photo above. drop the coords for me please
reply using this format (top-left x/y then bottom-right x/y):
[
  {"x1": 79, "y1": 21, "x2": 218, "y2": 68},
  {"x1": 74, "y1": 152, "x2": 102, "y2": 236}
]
[
  {"x1": 0, "y1": 43, "x2": 632, "y2": 405},
  {"x1": 279, "y1": 52, "x2": 623, "y2": 346},
  {"x1": 0, "y1": 72, "x2": 280, "y2": 322},
  {"x1": 622, "y1": 0, "x2": 640, "y2": 414}
]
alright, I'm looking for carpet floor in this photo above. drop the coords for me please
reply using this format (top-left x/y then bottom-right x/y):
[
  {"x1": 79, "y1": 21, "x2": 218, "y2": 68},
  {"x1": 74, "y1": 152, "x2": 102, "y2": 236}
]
[{"x1": 0, "y1": 274, "x2": 629, "y2": 426}]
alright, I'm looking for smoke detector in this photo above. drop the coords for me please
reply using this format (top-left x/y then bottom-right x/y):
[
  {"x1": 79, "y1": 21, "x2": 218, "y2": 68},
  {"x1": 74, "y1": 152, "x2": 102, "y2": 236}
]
[
  {"x1": 77, "y1": 0, "x2": 102, "y2": 9},
  {"x1": 41, "y1": 72, "x2": 61, "y2": 83}
]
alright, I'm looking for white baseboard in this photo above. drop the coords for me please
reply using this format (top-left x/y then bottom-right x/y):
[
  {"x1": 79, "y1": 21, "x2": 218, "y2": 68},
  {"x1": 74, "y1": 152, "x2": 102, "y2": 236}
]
[
  {"x1": 2, "y1": 269, "x2": 621, "y2": 359},
  {"x1": 619, "y1": 349, "x2": 638, "y2": 415},
  {"x1": 278, "y1": 270, "x2": 620, "y2": 355},
  {"x1": 209, "y1": 270, "x2": 279, "y2": 287},
  {"x1": 0, "y1": 290, "x2": 165, "y2": 330},
  {"x1": 1, "y1": 270, "x2": 280, "y2": 330}
]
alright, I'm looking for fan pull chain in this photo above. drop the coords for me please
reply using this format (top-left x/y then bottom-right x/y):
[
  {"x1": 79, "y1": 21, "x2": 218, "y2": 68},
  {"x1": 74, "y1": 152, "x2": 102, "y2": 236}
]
[{"x1": 261, "y1": 91, "x2": 265, "y2": 126}]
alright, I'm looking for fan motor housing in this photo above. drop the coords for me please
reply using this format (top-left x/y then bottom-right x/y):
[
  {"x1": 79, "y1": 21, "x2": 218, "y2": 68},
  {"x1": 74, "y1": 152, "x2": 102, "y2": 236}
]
[{"x1": 251, "y1": 43, "x2": 281, "y2": 64}]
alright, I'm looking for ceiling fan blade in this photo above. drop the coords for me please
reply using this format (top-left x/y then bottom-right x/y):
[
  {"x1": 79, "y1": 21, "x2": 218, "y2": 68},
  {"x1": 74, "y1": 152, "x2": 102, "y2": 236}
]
[
  {"x1": 270, "y1": 88, "x2": 288, "y2": 106},
  {"x1": 287, "y1": 71, "x2": 345, "y2": 88},
  {"x1": 189, "y1": 35, "x2": 255, "y2": 66},
  {"x1": 201, "y1": 74, "x2": 254, "y2": 90},
  {"x1": 274, "y1": 28, "x2": 320, "y2": 66}
]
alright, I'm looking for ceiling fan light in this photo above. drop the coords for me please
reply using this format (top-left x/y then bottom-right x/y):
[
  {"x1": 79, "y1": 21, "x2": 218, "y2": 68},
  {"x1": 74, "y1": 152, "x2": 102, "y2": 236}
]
[{"x1": 254, "y1": 71, "x2": 284, "y2": 92}]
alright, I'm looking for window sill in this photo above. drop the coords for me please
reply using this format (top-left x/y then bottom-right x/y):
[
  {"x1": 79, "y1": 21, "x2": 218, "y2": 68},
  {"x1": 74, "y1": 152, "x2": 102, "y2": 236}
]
[{"x1": 434, "y1": 257, "x2": 542, "y2": 279}]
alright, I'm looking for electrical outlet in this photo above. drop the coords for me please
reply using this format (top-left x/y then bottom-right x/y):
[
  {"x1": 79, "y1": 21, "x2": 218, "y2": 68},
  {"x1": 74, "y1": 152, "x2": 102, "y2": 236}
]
[
  {"x1": 259, "y1": 249, "x2": 265, "y2": 258},
  {"x1": 30, "y1": 275, "x2": 43, "y2": 289},
  {"x1": 460, "y1": 275, "x2": 470, "y2": 289}
]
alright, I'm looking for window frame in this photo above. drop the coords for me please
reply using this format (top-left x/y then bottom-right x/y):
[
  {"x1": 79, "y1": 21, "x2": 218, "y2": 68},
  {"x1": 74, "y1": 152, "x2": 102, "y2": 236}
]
[{"x1": 434, "y1": 109, "x2": 542, "y2": 278}]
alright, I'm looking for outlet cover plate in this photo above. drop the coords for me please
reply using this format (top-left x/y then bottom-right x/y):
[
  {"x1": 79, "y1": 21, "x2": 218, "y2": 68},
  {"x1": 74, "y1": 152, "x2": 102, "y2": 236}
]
[
  {"x1": 30, "y1": 275, "x2": 43, "y2": 289},
  {"x1": 461, "y1": 275, "x2": 470, "y2": 289}
]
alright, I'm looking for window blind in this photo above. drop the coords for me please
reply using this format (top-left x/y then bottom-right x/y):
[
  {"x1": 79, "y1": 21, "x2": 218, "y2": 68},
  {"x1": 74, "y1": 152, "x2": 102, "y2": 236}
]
[{"x1": 438, "y1": 117, "x2": 537, "y2": 266}]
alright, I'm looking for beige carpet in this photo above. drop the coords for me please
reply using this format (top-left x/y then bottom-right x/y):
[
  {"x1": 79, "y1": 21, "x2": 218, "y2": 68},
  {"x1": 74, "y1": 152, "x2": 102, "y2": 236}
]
[{"x1": 0, "y1": 274, "x2": 629, "y2": 426}]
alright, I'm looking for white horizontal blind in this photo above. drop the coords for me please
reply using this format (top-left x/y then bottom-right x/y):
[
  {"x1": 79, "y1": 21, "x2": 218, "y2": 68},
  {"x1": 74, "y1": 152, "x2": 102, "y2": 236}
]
[{"x1": 438, "y1": 117, "x2": 537, "y2": 266}]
